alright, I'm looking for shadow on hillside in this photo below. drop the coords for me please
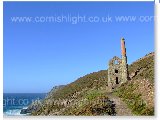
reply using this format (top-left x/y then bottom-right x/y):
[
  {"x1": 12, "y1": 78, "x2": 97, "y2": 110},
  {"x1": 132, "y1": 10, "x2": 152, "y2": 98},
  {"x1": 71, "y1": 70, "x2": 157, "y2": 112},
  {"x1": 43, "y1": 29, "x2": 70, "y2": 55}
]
[{"x1": 91, "y1": 99, "x2": 116, "y2": 116}]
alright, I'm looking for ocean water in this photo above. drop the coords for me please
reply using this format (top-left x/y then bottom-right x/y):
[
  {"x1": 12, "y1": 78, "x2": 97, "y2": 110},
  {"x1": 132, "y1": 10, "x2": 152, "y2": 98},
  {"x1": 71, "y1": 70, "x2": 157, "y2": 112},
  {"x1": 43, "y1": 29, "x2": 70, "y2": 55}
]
[{"x1": 3, "y1": 93, "x2": 46, "y2": 116}]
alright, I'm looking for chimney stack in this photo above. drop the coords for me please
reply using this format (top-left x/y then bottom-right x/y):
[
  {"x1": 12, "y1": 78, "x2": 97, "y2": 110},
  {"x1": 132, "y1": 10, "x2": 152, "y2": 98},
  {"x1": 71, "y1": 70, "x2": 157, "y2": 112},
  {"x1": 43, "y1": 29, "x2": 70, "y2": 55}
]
[{"x1": 121, "y1": 38, "x2": 126, "y2": 56}]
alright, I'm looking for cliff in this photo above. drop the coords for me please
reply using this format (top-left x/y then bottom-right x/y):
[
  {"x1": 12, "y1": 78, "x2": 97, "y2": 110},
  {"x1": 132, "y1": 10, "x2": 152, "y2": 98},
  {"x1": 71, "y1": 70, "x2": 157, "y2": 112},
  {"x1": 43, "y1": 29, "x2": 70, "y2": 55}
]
[{"x1": 27, "y1": 52, "x2": 154, "y2": 116}]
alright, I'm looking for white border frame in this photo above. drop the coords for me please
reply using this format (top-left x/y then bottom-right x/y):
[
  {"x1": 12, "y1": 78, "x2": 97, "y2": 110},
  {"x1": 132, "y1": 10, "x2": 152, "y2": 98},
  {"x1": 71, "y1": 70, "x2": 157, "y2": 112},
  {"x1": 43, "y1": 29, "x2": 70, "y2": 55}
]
[{"x1": 1, "y1": 0, "x2": 159, "y2": 120}]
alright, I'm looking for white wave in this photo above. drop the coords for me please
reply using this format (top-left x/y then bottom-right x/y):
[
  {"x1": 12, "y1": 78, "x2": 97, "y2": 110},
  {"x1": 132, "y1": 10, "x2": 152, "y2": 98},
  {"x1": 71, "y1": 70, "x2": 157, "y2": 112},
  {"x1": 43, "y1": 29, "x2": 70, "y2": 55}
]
[
  {"x1": 3, "y1": 106, "x2": 28, "y2": 116},
  {"x1": 4, "y1": 109, "x2": 23, "y2": 116}
]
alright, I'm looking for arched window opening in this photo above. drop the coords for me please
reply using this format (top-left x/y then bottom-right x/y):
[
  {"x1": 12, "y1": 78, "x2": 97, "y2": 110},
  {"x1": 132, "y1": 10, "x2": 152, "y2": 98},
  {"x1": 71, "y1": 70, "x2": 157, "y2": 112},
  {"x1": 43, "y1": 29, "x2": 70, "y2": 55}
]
[{"x1": 114, "y1": 60, "x2": 119, "y2": 64}]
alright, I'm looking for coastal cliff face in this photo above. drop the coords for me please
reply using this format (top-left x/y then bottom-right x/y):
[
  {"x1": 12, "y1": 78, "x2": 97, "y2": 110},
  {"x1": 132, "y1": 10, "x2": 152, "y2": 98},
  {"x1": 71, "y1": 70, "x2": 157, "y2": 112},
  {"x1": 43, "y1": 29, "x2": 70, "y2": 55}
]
[{"x1": 27, "y1": 52, "x2": 154, "y2": 116}]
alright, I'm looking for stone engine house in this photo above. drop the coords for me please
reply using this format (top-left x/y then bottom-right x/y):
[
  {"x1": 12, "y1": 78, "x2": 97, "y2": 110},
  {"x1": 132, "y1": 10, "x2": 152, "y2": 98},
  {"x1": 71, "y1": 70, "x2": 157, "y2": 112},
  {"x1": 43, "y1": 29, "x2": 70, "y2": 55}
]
[{"x1": 108, "y1": 38, "x2": 128, "y2": 91}]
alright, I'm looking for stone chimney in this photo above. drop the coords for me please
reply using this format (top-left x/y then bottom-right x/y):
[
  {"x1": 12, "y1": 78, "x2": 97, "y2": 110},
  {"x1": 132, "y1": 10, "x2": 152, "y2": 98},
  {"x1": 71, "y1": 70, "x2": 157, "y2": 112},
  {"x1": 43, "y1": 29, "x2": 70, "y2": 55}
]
[{"x1": 121, "y1": 38, "x2": 128, "y2": 83}]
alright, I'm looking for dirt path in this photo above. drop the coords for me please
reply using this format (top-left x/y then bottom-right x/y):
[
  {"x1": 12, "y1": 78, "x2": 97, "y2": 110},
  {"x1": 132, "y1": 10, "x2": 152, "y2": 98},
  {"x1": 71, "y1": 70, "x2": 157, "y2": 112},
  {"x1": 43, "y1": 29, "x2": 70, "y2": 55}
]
[{"x1": 107, "y1": 93, "x2": 133, "y2": 116}]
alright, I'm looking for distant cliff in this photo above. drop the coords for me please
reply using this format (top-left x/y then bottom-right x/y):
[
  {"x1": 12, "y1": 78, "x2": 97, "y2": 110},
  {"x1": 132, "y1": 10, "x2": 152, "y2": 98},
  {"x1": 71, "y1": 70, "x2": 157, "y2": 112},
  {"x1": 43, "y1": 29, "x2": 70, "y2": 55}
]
[
  {"x1": 28, "y1": 52, "x2": 154, "y2": 116},
  {"x1": 46, "y1": 85, "x2": 65, "y2": 99}
]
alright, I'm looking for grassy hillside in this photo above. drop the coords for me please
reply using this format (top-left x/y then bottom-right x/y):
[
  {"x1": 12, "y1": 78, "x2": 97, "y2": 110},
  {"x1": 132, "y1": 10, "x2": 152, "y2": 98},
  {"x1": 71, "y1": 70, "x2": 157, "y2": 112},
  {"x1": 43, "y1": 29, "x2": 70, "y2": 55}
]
[
  {"x1": 114, "y1": 52, "x2": 154, "y2": 115},
  {"x1": 128, "y1": 52, "x2": 154, "y2": 83},
  {"x1": 29, "y1": 52, "x2": 154, "y2": 116},
  {"x1": 46, "y1": 70, "x2": 108, "y2": 100}
]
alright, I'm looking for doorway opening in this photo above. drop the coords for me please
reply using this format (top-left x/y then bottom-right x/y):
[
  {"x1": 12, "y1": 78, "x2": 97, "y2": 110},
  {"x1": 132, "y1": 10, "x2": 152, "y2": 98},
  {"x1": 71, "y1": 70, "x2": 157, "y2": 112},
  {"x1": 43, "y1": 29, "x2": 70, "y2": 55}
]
[{"x1": 116, "y1": 77, "x2": 119, "y2": 84}]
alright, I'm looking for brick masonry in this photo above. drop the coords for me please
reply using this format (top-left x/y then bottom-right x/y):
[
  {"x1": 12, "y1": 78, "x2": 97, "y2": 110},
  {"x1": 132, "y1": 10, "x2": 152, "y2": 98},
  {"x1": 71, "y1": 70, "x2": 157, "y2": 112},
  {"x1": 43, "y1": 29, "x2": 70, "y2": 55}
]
[{"x1": 108, "y1": 38, "x2": 128, "y2": 91}]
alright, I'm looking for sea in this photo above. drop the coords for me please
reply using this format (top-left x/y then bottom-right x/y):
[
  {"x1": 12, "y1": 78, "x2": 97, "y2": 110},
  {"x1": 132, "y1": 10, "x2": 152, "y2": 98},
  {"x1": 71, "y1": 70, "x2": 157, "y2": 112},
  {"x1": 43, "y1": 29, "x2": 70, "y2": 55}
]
[{"x1": 3, "y1": 93, "x2": 46, "y2": 116}]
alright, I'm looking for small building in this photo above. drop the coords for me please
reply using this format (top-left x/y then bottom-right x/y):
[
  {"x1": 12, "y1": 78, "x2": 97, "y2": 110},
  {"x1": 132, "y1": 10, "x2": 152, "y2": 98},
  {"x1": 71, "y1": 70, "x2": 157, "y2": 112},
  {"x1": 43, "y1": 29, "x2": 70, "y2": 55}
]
[{"x1": 108, "y1": 38, "x2": 128, "y2": 91}]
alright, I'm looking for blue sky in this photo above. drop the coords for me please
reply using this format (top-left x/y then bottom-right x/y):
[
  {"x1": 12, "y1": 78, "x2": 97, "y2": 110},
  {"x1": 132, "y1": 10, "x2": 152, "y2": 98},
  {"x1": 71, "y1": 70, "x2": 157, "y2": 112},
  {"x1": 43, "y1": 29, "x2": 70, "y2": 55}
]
[{"x1": 3, "y1": 2, "x2": 154, "y2": 93}]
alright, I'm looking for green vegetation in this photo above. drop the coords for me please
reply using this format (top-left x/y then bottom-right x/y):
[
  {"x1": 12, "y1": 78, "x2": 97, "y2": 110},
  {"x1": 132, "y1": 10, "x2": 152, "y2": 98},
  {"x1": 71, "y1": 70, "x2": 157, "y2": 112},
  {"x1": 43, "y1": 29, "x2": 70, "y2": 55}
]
[
  {"x1": 128, "y1": 52, "x2": 154, "y2": 84},
  {"x1": 114, "y1": 81, "x2": 154, "y2": 115},
  {"x1": 30, "y1": 52, "x2": 154, "y2": 116},
  {"x1": 85, "y1": 89, "x2": 104, "y2": 101},
  {"x1": 115, "y1": 52, "x2": 154, "y2": 116},
  {"x1": 47, "y1": 70, "x2": 108, "y2": 100},
  {"x1": 62, "y1": 90, "x2": 116, "y2": 116}
]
